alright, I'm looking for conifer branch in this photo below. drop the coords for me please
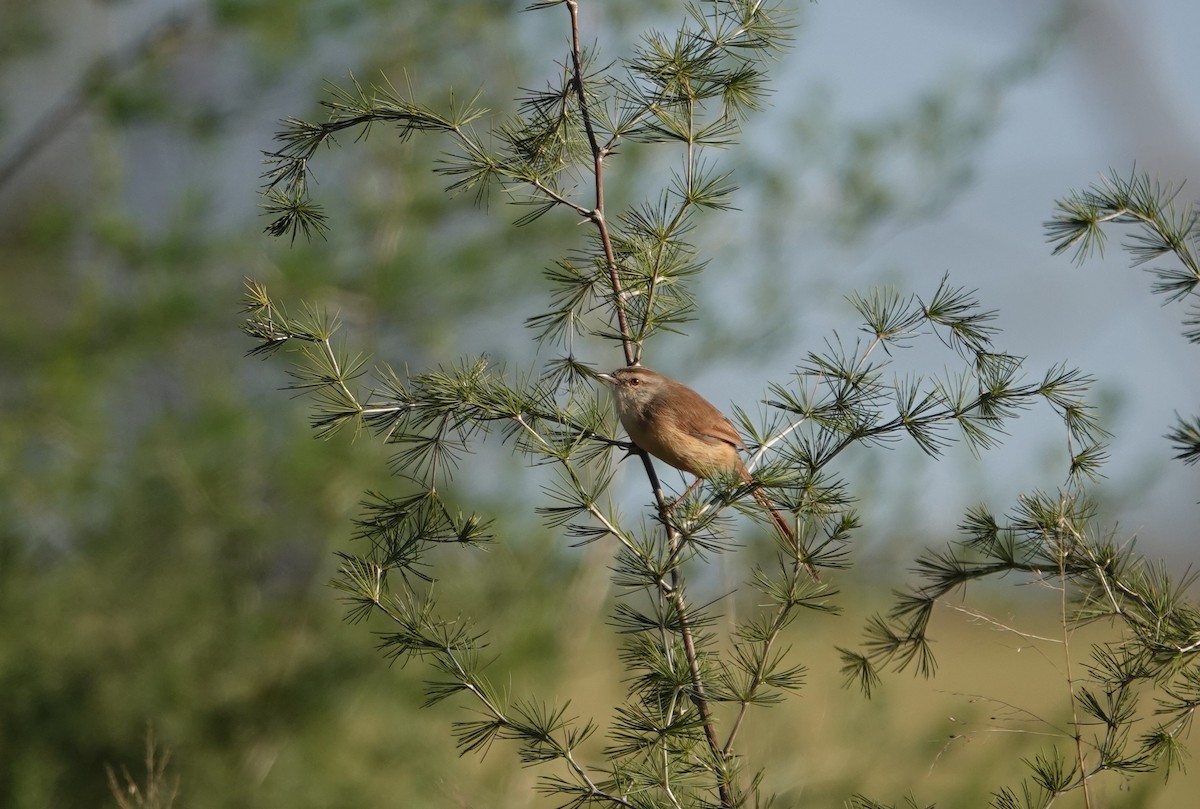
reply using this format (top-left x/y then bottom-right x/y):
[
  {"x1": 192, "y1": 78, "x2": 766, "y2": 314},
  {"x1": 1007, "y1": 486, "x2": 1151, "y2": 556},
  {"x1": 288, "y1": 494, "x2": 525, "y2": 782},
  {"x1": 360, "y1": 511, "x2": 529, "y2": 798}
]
[
  {"x1": 1047, "y1": 167, "x2": 1200, "y2": 470},
  {"x1": 243, "y1": 7, "x2": 1198, "y2": 809}
]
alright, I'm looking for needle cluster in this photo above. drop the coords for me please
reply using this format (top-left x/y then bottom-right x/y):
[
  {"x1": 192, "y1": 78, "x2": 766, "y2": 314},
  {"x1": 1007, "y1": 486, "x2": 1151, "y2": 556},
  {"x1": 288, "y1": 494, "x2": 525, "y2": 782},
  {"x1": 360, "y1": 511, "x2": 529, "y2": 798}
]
[{"x1": 1046, "y1": 168, "x2": 1200, "y2": 467}]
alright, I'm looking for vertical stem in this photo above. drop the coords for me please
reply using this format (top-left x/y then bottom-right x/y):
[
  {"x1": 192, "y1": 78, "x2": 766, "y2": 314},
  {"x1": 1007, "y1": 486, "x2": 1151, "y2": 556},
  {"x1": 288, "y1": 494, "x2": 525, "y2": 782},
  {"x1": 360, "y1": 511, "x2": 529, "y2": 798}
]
[
  {"x1": 565, "y1": 0, "x2": 636, "y2": 367},
  {"x1": 1057, "y1": 524, "x2": 1093, "y2": 809},
  {"x1": 638, "y1": 452, "x2": 735, "y2": 807},
  {"x1": 565, "y1": 3, "x2": 730, "y2": 804}
]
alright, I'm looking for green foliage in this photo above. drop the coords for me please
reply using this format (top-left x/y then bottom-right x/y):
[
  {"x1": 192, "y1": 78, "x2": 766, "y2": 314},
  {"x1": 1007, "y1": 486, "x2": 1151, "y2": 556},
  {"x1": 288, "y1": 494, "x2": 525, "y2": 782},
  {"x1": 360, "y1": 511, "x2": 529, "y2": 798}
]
[
  {"x1": 8, "y1": 1, "x2": 1198, "y2": 808},
  {"x1": 245, "y1": 4, "x2": 1199, "y2": 809},
  {"x1": 250, "y1": 3, "x2": 848, "y2": 805},
  {"x1": 0, "y1": 3, "x2": 593, "y2": 808},
  {"x1": 1046, "y1": 168, "x2": 1200, "y2": 469},
  {"x1": 843, "y1": 488, "x2": 1200, "y2": 803},
  {"x1": 825, "y1": 168, "x2": 1200, "y2": 807}
]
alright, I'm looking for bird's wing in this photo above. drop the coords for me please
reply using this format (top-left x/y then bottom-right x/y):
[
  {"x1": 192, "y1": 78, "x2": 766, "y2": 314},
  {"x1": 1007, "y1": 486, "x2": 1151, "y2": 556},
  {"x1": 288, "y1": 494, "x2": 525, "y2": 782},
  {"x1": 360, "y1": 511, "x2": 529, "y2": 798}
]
[{"x1": 688, "y1": 414, "x2": 745, "y2": 451}]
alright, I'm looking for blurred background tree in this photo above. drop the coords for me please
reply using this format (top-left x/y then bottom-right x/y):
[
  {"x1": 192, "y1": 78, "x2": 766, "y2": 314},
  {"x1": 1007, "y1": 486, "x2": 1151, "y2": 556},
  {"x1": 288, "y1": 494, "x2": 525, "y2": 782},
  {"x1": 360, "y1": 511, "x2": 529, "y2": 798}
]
[
  {"x1": 0, "y1": 3, "x2": 597, "y2": 807},
  {"x1": 1, "y1": 1, "x2": 1197, "y2": 808}
]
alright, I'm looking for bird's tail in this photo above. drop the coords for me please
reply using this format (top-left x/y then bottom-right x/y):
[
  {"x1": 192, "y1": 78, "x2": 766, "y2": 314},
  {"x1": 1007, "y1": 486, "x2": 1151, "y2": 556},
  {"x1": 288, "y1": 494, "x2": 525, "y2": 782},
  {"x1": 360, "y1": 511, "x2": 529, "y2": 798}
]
[{"x1": 749, "y1": 486, "x2": 820, "y2": 582}]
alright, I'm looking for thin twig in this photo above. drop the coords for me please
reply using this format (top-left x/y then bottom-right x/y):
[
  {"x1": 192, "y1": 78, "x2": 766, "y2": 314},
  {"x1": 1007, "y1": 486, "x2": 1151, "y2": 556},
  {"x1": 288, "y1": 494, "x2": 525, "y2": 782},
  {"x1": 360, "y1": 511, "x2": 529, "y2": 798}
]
[{"x1": 1056, "y1": 521, "x2": 1094, "y2": 809}]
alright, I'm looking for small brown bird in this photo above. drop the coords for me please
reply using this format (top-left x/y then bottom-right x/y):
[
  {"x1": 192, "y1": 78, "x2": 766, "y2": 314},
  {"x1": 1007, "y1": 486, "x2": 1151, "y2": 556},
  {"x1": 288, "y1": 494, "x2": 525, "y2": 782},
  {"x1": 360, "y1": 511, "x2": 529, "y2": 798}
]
[{"x1": 599, "y1": 366, "x2": 817, "y2": 579}]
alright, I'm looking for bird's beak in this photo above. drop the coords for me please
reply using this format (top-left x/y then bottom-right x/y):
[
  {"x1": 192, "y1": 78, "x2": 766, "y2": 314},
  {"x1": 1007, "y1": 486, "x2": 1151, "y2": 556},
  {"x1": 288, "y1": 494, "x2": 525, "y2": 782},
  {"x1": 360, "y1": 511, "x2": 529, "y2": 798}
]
[{"x1": 597, "y1": 373, "x2": 616, "y2": 385}]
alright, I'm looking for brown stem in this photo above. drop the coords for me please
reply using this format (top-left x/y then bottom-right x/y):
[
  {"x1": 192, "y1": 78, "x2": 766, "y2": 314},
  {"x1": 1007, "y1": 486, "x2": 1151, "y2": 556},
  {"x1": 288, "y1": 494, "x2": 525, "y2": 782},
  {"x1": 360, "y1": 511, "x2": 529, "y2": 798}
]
[
  {"x1": 565, "y1": 4, "x2": 728, "y2": 803},
  {"x1": 638, "y1": 451, "x2": 734, "y2": 808},
  {"x1": 564, "y1": 0, "x2": 635, "y2": 367}
]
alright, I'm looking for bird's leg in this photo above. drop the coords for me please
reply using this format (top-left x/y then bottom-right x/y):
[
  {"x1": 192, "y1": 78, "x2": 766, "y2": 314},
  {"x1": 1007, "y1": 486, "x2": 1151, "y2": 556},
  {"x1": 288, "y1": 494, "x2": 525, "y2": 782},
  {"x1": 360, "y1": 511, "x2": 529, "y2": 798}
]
[
  {"x1": 661, "y1": 476, "x2": 705, "y2": 515},
  {"x1": 677, "y1": 476, "x2": 704, "y2": 504},
  {"x1": 657, "y1": 477, "x2": 705, "y2": 544}
]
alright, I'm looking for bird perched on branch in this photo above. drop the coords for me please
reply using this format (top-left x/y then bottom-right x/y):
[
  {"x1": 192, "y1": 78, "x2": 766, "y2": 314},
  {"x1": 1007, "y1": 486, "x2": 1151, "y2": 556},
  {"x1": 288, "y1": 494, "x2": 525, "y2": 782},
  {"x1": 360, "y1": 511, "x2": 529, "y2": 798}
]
[{"x1": 599, "y1": 365, "x2": 818, "y2": 580}]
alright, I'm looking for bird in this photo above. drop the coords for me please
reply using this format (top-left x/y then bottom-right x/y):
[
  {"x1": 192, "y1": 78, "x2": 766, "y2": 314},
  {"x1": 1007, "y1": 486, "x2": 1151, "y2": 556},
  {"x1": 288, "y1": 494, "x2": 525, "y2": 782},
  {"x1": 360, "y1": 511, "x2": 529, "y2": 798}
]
[{"x1": 598, "y1": 365, "x2": 818, "y2": 579}]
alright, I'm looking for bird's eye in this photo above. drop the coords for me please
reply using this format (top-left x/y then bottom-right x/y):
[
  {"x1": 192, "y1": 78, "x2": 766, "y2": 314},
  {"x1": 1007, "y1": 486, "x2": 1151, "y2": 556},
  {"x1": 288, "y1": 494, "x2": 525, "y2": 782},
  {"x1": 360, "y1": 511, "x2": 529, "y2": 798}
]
[{"x1": 629, "y1": 377, "x2": 640, "y2": 386}]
